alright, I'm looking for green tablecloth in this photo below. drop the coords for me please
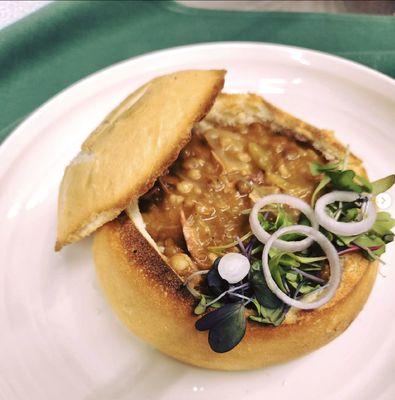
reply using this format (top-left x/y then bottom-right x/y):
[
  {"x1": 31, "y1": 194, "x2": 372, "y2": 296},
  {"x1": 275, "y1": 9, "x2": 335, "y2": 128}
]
[{"x1": 1, "y1": 0, "x2": 394, "y2": 143}]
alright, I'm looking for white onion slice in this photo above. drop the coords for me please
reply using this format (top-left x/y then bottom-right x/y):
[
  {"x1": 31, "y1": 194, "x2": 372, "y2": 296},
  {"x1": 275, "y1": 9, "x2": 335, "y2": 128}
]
[
  {"x1": 262, "y1": 225, "x2": 341, "y2": 310},
  {"x1": 218, "y1": 253, "x2": 250, "y2": 284},
  {"x1": 249, "y1": 194, "x2": 318, "y2": 252},
  {"x1": 315, "y1": 191, "x2": 376, "y2": 236}
]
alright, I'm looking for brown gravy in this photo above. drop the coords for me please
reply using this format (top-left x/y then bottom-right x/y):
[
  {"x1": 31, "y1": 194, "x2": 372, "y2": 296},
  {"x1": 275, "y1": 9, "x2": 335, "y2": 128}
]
[{"x1": 139, "y1": 122, "x2": 323, "y2": 277}]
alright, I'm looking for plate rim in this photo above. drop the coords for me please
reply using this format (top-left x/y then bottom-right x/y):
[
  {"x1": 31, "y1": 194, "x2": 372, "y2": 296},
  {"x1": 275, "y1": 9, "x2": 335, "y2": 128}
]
[
  {"x1": 1, "y1": 40, "x2": 395, "y2": 399},
  {"x1": 0, "y1": 41, "x2": 394, "y2": 175}
]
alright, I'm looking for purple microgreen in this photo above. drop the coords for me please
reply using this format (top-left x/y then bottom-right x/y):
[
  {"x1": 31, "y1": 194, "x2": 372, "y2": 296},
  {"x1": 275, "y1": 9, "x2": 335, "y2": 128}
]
[
  {"x1": 338, "y1": 244, "x2": 383, "y2": 256},
  {"x1": 195, "y1": 302, "x2": 246, "y2": 353},
  {"x1": 235, "y1": 235, "x2": 247, "y2": 256},
  {"x1": 290, "y1": 267, "x2": 325, "y2": 284},
  {"x1": 293, "y1": 280, "x2": 305, "y2": 299},
  {"x1": 245, "y1": 236, "x2": 257, "y2": 260}
]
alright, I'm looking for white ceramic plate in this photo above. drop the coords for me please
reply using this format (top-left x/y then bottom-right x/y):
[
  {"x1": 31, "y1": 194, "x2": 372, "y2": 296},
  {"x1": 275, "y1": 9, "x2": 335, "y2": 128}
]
[{"x1": 1, "y1": 43, "x2": 395, "y2": 400}]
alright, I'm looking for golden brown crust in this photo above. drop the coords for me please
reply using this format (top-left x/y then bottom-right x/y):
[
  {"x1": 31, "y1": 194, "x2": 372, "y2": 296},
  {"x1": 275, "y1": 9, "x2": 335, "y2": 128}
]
[
  {"x1": 201, "y1": 93, "x2": 363, "y2": 170},
  {"x1": 93, "y1": 92, "x2": 378, "y2": 370},
  {"x1": 94, "y1": 218, "x2": 377, "y2": 370},
  {"x1": 56, "y1": 70, "x2": 225, "y2": 251},
  {"x1": 260, "y1": 96, "x2": 350, "y2": 162},
  {"x1": 118, "y1": 215, "x2": 192, "y2": 301}
]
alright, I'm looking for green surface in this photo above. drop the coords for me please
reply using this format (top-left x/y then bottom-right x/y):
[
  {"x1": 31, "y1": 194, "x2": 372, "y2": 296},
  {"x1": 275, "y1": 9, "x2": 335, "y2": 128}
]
[{"x1": 1, "y1": 0, "x2": 394, "y2": 143}]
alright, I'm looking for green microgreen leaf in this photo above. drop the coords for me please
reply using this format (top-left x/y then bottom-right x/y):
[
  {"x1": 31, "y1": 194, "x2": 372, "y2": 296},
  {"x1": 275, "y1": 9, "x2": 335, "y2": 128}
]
[
  {"x1": 336, "y1": 234, "x2": 360, "y2": 247},
  {"x1": 310, "y1": 161, "x2": 340, "y2": 176},
  {"x1": 287, "y1": 254, "x2": 327, "y2": 264},
  {"x1": 277, "y1": 255, "x2": 300, "y2": 268},
  {"x1": 259, "y1": 205, "x2": 305, "y2": 241},
  {"x1": 194, "y1": 295, "x2": 207, "y2": 315},
  {"x1": 353, "y1": 234, "x2": 386, "y2": 257},
  {"x1": 249, "y1": 306, "x2": 287, "y2": 326},
  {"x1": 285, "y1": 272, "x2": 320, "y2": 294},
  {"x1": 249, "y1": 261, "x2": 289, "y2": 326},
  {"x1": 297, "y1": 263, "x2": 323, "y2": 271},
  {"x1": 269, "y1": 254, "x2": 288, "y2": 293},
  {"x1": 371, "y1": 212, "x2": 395, "y2": 236},
  {"x1": 332, "y1": 210, "x2": 395, "y2": 260},
  {"x1": 310, "y1": 157, "x2": 383, "y2": 206},
  {"x1": 326, "y1": 170, "x2": 363, "y2": 193},
  {"x1": 250, "y1": 261, "x2": 284, "y2": 309},
  {"x1": 355, "y1": 175, "x2": 373, "y2": 193},
  {"x1": 371, "y1": 174, "x2": 395, "y2": 196},
  {"x1": 297, "y1": 282, "x2": 321, "y2": 295},
  {"x1": 194, "y1": 295, "x2": 223, "y2": 315},
  {"x1": 274, "y1": 205, "x2": 295, "y2": 229},
  {"x1": 311, "y1": 175, "x2": 331, "y2": 206},
  {"x1": 343, "y1": 207, "x2": 360, "y2": 222}
]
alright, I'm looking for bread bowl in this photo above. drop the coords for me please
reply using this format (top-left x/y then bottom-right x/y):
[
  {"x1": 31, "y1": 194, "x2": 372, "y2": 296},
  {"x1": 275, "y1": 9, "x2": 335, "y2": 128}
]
[{"x1": 56, "y1": 69, "x2": 394, "y2": 370}]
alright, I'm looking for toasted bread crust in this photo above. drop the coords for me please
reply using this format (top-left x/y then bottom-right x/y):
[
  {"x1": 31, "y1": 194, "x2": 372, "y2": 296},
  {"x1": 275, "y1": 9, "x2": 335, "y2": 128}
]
[
  {"x1": 93, "y1": 93, "x2": 378, "y2": 370},
  {"x1": 56, "y1": 70, "x2": 225, "y2": 250},
  {"x1": 117, "y1": 214, "x2": 192, "y2": 302},
  {"x1": 94, "y1": 218, "x2": 377, "y2": 370}
]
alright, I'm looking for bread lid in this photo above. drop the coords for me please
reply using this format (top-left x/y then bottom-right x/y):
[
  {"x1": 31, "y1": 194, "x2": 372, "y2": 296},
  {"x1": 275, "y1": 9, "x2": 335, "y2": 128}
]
[{"x1": 55, "y1": 69, "x2": 226, "y2": 250}]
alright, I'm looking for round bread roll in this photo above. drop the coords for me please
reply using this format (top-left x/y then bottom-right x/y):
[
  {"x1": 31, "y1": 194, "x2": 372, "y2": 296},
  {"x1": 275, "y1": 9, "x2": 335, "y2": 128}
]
[
  {"x1": 91, "y1": 92, "x2": 378, "y2": 370},
  {"x1": 93, "y1": 214, "x2": 377, "y2": 370}
]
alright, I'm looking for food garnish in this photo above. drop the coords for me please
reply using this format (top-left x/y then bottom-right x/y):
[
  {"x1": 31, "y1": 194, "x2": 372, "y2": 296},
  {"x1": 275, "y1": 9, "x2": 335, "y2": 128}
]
[
  {"x1": 249, "y1": 194, "x2": 318, "y2": 252},
  {"x1": 188, "y1": 155, "x2": 395, "y2": 353},
  {"x1": 262, "y1": 225, "x2": 340, "y2": 310},
  {"x1": 218, "y1": 253, "x2": 250, "y2": 284},
  {"x1": 315, "y1": 191, "x2": 376, "y2": 236}
]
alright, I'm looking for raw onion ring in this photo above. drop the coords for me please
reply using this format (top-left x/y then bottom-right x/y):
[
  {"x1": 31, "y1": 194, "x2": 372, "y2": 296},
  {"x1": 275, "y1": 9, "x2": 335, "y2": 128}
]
[
  {"x1": 315, "y1": 191, "x2": 376, "y2": 236},
  {"x1": 262, "y1": 225, "x2": 341, "y2": 310},
  {"x1": 249, "y1": 194, "x2": 318, "y2": 252}
]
